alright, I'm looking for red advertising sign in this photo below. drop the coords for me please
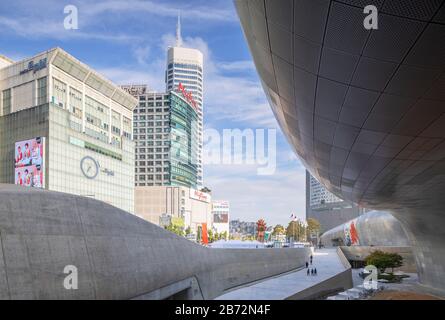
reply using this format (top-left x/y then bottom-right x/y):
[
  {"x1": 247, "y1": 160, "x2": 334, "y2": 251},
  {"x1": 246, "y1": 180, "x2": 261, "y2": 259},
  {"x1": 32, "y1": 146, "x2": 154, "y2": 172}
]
[
  {"x1": 201, "y1": 223, "x2": 208, "y2": 245},
  {"x1": 178, "y1": 82, "x2": 198, "y2": 111}
]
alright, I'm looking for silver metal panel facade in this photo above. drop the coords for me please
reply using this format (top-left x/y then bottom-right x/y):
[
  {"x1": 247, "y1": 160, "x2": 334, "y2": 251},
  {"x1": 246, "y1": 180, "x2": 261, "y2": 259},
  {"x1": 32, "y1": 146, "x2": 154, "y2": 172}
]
[{"x1": 235, "y1": 0, "x2": 445, "y2": 294}]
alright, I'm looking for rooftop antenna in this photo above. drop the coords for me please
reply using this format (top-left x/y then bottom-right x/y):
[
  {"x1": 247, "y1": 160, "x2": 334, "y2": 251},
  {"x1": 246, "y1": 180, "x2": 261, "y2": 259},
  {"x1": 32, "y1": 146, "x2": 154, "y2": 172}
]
[{"x1": 176, "y1": 11, "x2": 182, "y2": 47}]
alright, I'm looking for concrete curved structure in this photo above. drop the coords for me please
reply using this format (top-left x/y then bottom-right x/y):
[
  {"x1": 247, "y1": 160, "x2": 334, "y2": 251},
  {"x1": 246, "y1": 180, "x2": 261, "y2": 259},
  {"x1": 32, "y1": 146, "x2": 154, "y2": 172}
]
[
  {"x1": 235, "y1": 0, "x2": 445, "y2": 293},
  {"x1": 0, "y1": 184, "x2": 309, "y2": 299},
  {"x1": 320, "y1": 211, "x2": 410, "y2": 247}
]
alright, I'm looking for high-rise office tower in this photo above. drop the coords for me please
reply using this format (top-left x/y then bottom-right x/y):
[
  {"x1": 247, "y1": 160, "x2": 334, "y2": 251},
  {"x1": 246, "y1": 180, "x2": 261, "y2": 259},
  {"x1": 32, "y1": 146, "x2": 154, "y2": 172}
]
[
  {"x1": 122, "y1": 84, "x2": 198, "y2": 189},
  {"x1": 306, "y1": 170, "x2": 365, "y2": 233},
  {"x1": 165, "y1": 15, "x2": 204, "y2": 187}
]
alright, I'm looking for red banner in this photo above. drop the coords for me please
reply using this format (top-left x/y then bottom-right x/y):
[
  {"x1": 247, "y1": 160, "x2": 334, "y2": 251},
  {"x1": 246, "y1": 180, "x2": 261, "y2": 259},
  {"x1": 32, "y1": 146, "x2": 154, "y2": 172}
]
[{"x1": 201, "y1": 223, "x2": 208, "y2": 245}]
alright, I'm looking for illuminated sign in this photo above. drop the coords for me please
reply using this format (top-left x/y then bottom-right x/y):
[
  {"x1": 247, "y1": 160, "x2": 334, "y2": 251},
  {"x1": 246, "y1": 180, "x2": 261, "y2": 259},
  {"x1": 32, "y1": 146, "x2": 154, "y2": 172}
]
[
  {"x1": 20, "y1": 58, "x2": 47, "y2": 75},
  {"x1": 213, "y1": 213, "x2": 229, "y2": 223},
  {"x1": 14, "y1": 137, "x2": 45, "y2": 188},
  {"x1": 178, "y1": 82, "x2": 197, "y2": 110},
  {"x1": 190, "y1": 189, "x2": 210, "y2": 203}
]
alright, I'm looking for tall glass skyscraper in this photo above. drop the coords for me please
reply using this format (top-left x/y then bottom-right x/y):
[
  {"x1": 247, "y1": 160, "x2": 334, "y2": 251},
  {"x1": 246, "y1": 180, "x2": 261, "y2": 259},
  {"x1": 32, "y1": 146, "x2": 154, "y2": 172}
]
[
  {"x1": 165, "y1": 15, "x2": 204, "y2": 187},
  {"x1": 123, "y1": 85, "x2": 198, "y2": 189}
]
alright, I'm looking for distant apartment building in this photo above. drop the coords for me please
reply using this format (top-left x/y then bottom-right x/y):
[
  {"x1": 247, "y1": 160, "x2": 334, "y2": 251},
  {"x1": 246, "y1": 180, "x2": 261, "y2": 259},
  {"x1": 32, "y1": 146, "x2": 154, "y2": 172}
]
[
  {"x1": 166, "y1": 15, "x2": 204, "y2": 187},
  {"x1": 0, "y1": 48, "x2": 137, "y2": 213},
  {"x1": 229, "y1": 219, "x2": 257, "y2": 238},
  {"x1": 212, "y1": 200, "x2": 229, "y2": 235},
  {"x1": 121, "y1": 84, "x2": 198, "y2": 189},
  {"x1": 306, "y1": 170, "x2": 366, "y2": 233}
]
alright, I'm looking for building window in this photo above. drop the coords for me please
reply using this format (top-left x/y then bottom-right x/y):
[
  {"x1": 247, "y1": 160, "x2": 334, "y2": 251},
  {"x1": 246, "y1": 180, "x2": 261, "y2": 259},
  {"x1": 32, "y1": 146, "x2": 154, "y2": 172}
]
[
  {"x1": 37, "y1": 77, "x2": 47, "y2": 105},
  {"x1": 2, "y1": 88, "x2": 11, "y2": 115}
]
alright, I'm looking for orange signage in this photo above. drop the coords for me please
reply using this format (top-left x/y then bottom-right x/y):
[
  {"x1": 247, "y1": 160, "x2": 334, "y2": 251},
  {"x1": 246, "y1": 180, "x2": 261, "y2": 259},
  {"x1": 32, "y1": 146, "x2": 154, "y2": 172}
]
[{"x1": 178, "y1": 82, "x2": 198, "y2": 111}]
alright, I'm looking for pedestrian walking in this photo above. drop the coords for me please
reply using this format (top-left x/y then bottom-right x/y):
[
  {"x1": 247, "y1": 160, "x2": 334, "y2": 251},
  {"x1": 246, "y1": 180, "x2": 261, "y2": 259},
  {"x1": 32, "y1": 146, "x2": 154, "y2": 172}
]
[
  {"x1": 314, "y1": 268, "x2": 317, "y2": 275},
  {"x1": 305, "y1": 261, "x2": 308, "y2": 268},
  {"x1": 310, "y1": 268, "x2": 313, "y2": 275},
  {"x1": 307, "y1": 269, "x2": 310, "y2": 276}
]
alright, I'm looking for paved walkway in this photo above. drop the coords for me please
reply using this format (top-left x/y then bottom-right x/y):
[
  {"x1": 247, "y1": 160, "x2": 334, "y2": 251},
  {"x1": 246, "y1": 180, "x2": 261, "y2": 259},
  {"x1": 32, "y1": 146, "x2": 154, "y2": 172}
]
[{"x1": 215, "y1": 249, "x2": 347, "y2": 300}]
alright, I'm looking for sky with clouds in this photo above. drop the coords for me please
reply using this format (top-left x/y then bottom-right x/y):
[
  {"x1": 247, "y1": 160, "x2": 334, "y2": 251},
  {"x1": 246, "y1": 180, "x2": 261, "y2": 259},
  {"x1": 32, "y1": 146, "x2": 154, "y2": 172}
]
[{"x1": 0, "y1": 0, "x2": 308, "y2": 226}]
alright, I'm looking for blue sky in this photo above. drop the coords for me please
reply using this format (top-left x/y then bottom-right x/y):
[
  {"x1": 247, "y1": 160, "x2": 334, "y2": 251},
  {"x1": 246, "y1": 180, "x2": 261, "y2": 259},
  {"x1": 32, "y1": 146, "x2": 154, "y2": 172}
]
[{"x1": 0, "y1": 0, "x2": 307, "y2": 226}]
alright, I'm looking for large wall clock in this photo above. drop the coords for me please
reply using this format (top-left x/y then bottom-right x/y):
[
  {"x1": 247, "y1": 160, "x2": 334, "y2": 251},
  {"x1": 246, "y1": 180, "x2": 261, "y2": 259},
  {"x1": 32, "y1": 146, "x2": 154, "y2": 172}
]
[{"x1": 80, "y1": 156, "x2": 99, "y2": 179}]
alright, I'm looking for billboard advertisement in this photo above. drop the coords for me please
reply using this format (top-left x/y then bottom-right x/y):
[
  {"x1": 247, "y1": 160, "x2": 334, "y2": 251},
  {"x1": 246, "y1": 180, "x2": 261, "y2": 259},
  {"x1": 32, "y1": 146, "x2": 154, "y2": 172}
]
[
  {"x1": 344, "y1": 219, "x2": 360, "y2": 246},
  {"x1": 212, "y1": 200, "x2": 229, "y2": 224},
  {"x1": 213, "y1": 213, "x2": 229, "y2": 223},
  {"x1": 14, "y1": 137, "x2": 45, "y2": 188}
]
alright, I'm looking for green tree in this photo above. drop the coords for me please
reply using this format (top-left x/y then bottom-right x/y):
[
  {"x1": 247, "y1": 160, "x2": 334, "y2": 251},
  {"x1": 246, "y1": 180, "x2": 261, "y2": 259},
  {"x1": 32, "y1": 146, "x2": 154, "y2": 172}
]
[
  {"x1": 220, "y1": 231, "x2": 228, "y2": 240},
  {"x1": 185, "y1": 226, "x2": 192, "y2": 236},
  {"x1": 286, "y1": 221, "x2": 306, "y2": 242},
  {"x1": 306, "y1": 218, "x2": 321, "y2": 243},
  {"x1": 272, "y1": 224, "x2": 285, "y2": 236},
  {"x1": 200, "y1": 187, "x2": 211, "y2": 193},
  {"x1": 208, "y1": 229, "x2": 215, "y2": 243},
  {"x1": 165, "y1": 224, "x2": 184, "y2": 237},
  {"x1": 365, "y1": 250, "x2": 403, "y2": 274},
  {"x1": 196, "y1": 226, "x2": 202, "y2": 243}
]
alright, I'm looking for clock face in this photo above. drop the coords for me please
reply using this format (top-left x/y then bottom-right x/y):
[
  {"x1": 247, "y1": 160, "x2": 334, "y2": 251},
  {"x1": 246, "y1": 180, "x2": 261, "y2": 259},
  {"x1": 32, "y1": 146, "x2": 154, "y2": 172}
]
[{"x1": 80, "y1": 156, "x2": 99, "y2": 179}]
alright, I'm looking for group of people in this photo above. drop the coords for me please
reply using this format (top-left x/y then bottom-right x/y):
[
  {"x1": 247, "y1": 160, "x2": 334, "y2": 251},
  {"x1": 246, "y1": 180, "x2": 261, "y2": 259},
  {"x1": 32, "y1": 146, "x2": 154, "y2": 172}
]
[
  {"x1": 14, "y1": 138, "x2": 44, "y2": 188},
  {"x1": 305, "y1": 254, "x2": 318, "y2": 276},
  {"x1": 15, "y1": 139, "x2": 43, "y2": 168},
  {"x1": 16, "y1": 167, "x2": 43, "y2": 188}
]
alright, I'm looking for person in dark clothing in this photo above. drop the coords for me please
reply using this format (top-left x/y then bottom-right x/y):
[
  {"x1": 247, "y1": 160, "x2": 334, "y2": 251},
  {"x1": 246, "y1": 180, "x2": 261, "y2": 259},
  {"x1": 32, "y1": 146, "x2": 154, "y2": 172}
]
[
  {"x1": 305, "y1": 262, "x2": 309, "y2": 268},
  {"x1": 307, "y1": 268, "x2": 310, "y2": 276},
  {"x1": 314, "y1": 268, "x2": 317, "y2": 275},
  {"x1": 310, "y1": 269, "x2": 313, "y2": 275}
]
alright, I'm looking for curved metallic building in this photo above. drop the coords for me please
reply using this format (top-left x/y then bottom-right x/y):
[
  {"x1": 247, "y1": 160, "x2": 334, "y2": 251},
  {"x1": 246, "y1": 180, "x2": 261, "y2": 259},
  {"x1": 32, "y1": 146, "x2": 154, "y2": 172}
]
[
  {"x1": 320, "y1": 210, "x2": 410, "y2": 247},
  {"x1": 235, "y1": 0, "x2": 445, "y2": 293}
]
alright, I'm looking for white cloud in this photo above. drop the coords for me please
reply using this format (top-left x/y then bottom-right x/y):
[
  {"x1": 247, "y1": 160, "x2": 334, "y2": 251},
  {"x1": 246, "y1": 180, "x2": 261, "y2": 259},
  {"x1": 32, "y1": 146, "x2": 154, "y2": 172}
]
[
  {"x1": 83, "y1": 0, "x2": 237, "y2": 23},
  {"x1": 133, "y1": 45, "x2": 151, "y2": 66},
  {"x1": 217, "y1": 60, "x2": 255, "y2": 72},
  {"x1": 0, "y1": 16, "x2": 142, "y2": 42},
  {"x1": 98, "y1": 63, "x2": 165, "y2": 90}
]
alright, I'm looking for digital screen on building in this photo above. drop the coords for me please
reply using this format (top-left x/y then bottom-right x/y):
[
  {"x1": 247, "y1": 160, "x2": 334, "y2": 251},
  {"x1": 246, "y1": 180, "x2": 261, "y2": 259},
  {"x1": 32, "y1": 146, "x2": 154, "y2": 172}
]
[
  {"x1": 14, "y1": 137, "x2": 45, "y2": 188},
  {"x1": 213, "y1": 213, "x2": 229, "y2": 223}
]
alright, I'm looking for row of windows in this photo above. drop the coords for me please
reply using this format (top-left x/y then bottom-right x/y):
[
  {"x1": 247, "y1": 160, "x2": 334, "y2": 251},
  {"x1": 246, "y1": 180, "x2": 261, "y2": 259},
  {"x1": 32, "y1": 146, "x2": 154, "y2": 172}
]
[
  {"x1": 135, "y1": 154, "x2": 170, "y2": 161},
  {"x1": 139, "y1": 95, "x2": 169, "y2": 101},
  {"x1": 169, "y1": 63, "x2": 202, "y2": 72},
  {"x1": 135, "y1": 133, "x2": 169, "y2": 139},
  {"x1": 134, "y1": 115, "x2": 168, "y2": 120},
  {"x1": 135, "y1": 107, "x2": 169, "y2": 113},
  {"x1": 133, "y1": 121, "x2": 169, "y2": 127},
  {"x1": 138, "y1": 147, "x2": 169, "y2": 153},
  {"x1": 168, "y1": 68, "x2": 202, "y2": 77},
  {"x1": 136, "y1": 167, "x2": 169, "y2": 173},
  {"x1": 137, "y1": 174, "x2": 170, "y2": 181},
  {"x1": 133, "y1": 131, "x2": 170, "y2": 138},
  {"x1": 168, "y1": 74, "x2": 202, "y2": 81},
  {"x1": 137, "y1": 160, "x2": 166, "y2": 166},
  {"x1": 139, "y1": 102, "x2": 167, "y2": 107}
]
